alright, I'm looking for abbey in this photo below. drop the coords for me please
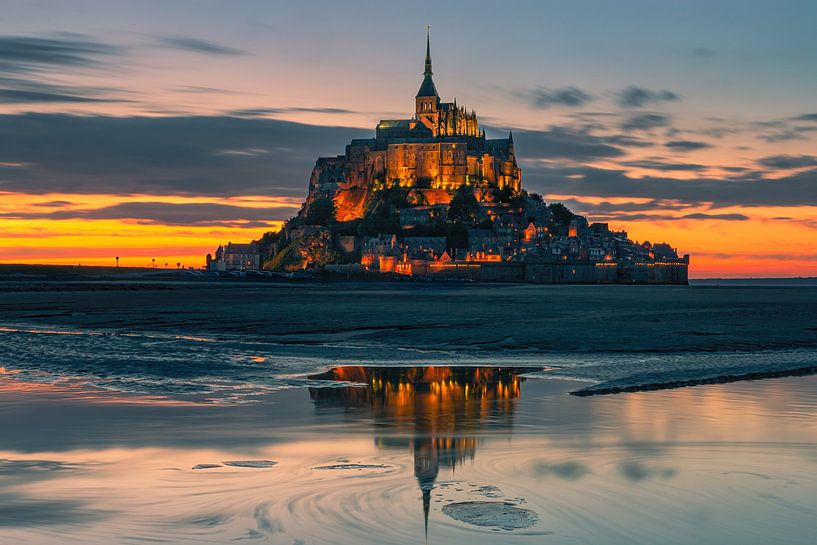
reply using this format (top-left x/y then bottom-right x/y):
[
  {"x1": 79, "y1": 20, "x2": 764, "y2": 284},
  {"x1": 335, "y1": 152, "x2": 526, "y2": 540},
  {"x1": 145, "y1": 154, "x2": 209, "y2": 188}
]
[
  {"x1": 308, "y1": 34, "x2": 521, "y2": 220},
  {"x1": 252, "y1": 34, "x2": 689, "y2": 284}
]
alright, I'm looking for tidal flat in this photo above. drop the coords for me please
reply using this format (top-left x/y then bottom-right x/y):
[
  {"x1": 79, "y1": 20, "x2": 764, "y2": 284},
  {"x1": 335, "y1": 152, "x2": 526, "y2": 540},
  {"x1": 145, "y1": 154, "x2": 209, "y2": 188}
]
[{"x1": 1, "y1": 281, "x2": 816, "y2": 543}]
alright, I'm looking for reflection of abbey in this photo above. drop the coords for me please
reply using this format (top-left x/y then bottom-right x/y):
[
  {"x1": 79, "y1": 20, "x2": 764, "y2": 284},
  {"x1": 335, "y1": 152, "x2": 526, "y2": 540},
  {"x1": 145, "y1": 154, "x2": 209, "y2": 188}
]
[
  {"x1": 307, "y1": 366, "x2": 524, "y2": 541},
  {"x1": 309, "y1": 33, "x2": 520, "y2": 217}
]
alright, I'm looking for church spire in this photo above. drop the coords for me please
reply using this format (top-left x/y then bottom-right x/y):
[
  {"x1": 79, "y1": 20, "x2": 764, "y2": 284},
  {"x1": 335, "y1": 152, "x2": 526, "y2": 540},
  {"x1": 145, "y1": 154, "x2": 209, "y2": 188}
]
[
  {"x1": 424, "y1": 25, "x2": 433, "y2": 77},
  {"x1": 416, "y1": 26, "x2": 439, "y2": 98}
]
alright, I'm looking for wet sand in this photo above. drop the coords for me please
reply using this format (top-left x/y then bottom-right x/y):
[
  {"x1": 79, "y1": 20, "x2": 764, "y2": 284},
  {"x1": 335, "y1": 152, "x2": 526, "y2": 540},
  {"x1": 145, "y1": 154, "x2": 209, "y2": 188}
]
[
  {"x1": 1, "y1": 282, "x2": 816, "y2": 543},
  {"x1": 1, "y1": 370, "x2": 816, "y2": 544}
]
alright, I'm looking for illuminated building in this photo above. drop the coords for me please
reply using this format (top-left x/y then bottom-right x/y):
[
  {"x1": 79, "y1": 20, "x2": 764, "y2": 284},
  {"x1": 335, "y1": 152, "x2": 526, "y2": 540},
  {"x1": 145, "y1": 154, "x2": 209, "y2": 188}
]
[{"x1": 307, "y1": 31, "x2": 521, "y2": 221}]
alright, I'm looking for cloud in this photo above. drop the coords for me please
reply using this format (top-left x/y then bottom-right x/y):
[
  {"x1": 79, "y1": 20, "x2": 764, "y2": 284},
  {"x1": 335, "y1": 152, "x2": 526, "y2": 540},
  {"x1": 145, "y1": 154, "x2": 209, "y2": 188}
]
[
  {"x1": 526, "y1": 163, "x2": 817, "y2": 208},
  {"x1": 230, "y1": 106, "x2": 356, "y2": 117},
  {"x1": 665, "y1": 140, "x2": 712, "y2": 151},
  {"x1": 522, "y1": 86, "x2": 593, "y2": 108},
  {"x1": 682, "y1": 213, "x2": 749, "y2": 220},
  {"x1": 0, "y1": 89, "x2": 113, "y2": 103},
  {"x1": 623, "y1": 159, "x2": 707, "y2": 172},
  {"x1": 0, "y1": 201, "x2": 297, "y2": 227},
  {"x1": 620, "y1": 113, "x2": 671, "y2": 131},
  {"x1": 0, "y1": 33, "x2": 120, "y2": 73},
  {"x1": 0, "y1": 113, "x2": 369, "y2": 197},
  {"x1": 792, "y1": 113, "x2": 817, "y2": 123},
  {"x1": 0, "y1": 35, "x2": 125, "y2": 104},
  {"x1": 757, "y1": 154, "x2": 817, "y2": 169},
  {"x1": 593, "y1": 213, "x2": 748, "y2": 222},
  {"x1": 616, "y1": 86, "x2": 680, "y2": 108},
  {"x1": 501, "y1": 125, "x2": 626, "y2": 161},
  {"x1": 691, "y1": 47, "x2": 715, "y2": 59},
  {"x1": 556, "y1": 197, "x2": 750, "y2": 221},
  {"x1": 0, "y1": 76, "x2": 125, "y2": 104},
  {"x1": 158, "y1": 36, "x2": 244, "y2": 56}
]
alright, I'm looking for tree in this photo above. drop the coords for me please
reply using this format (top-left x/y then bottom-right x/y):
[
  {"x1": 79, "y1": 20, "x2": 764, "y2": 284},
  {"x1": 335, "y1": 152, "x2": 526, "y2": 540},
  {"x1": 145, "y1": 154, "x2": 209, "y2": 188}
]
[
  {"x1": 305, "y1": 196, "x2": 336, "y2": 225},
  {"x1": 548, "y1": 202, "x2": 575, "y2": 226},
  {"x1": 445, "y1": 222, "x2": 469, "y2": 253},
  {"x1": 448, "y1": 185, "x2": 479, "y2": 223}
]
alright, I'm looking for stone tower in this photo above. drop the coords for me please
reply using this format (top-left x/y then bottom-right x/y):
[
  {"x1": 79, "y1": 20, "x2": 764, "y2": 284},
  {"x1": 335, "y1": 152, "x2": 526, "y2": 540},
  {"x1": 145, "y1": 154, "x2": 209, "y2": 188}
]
[{"x1": 415, "y1": 30, "x2": 440, "y2": 131}]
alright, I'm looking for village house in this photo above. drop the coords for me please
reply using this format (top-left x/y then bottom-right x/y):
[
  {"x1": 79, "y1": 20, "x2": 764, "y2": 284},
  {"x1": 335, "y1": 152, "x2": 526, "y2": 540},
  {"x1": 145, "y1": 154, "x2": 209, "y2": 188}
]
[{"x1": 207, "y1": 242, "x2": 261, "y2": 271}]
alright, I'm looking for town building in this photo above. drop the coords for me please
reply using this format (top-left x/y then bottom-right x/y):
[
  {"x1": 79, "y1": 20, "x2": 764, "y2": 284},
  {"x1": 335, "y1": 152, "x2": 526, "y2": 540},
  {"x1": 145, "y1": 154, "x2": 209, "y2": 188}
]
[{"x1": 207, "y1": 242, "x2": 261, "y2": 271}]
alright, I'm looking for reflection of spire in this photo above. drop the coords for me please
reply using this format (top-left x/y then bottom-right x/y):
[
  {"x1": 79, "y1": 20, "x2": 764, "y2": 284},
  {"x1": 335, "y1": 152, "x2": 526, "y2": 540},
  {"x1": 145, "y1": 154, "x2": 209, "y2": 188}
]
[
  {"x1": 423, "y1": 488, "x2": 430, "y2": 543},
  {"x1": 414, "y1": 440, "x2": 438, "y2": 543},
  {"x1": 307, "y1": 366, "x2": 529, "y2": 545}
]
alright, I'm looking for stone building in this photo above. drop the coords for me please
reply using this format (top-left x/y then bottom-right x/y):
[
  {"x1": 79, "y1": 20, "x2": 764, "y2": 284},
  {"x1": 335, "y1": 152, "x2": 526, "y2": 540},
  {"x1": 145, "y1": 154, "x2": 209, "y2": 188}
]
[
  {"x1": 307, "y1": 32, "x2": 521, "y2": 220},
  {"x1": 207, "y1": 242, "x2": 261, "y2": 271}
]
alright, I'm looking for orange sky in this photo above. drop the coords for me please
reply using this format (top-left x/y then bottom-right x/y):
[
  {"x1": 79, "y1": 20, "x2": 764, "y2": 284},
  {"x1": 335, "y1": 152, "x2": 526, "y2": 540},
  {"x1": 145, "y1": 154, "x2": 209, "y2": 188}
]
[{"x1": 1, "y1": 2, "x2": 816, "y2": 277}]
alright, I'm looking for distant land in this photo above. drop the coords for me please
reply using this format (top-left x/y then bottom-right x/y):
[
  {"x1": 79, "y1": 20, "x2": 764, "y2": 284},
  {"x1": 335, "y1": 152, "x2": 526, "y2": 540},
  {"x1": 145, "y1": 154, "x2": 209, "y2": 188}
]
[{"x1": 1, "y1": 264, "x2": 814, "y2": 287}]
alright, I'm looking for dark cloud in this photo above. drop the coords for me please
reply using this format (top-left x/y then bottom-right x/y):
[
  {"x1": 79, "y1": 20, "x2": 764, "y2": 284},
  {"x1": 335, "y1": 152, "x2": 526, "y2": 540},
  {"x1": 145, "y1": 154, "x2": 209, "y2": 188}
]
[
  {"x1": 683, "y1": 213, "x2": 749, "y2": 220},
  {"x1": 230, "y1": 106, "x2": 356, "y2": 117},
  {"x1": 616, "y1": 86, "x2": 680, "y2": 108},
  {"x1": 623, "y1": 159, "x2": 707, "y2": 172},
  {"x1": 33, "y1": 200, "x2": 74, "y2": 208},
  {"x1": 620, "y1": 113, "x2": 671, "y2": 132},
  {"x1": 598, "y1": 134, "x2": 656, "y2": 148},
  {"x1": 523, "y1": 86, "x2": 593, "y2": 108},
  {"x1": 0, "y1": 33, "x2": 120, "y2": 73},
  {"x1": 557, "y1": 197, "x2": 750, "y2": 221},
  {"x1": 759, "y1": 129, "x2": 809, "y2": 143},
  {"x1": 158, "y1": 36, "x2": 244, "y2": 56},
  {"x1": 691, "y1": 47, "x2": 715, "y2": 59},
  {"x1": 0, "y1": 75, "x2": 127, "y2": 104},
  {"x1": 525, "y1": 163, "x2": 817, "y2": 208},
  {"x1": 0, "y1": 86, "x2": 121, "y2": 104},
  {"x1": 0, "y1": 202, "x2": 297, "y2": 227},
  {"x1": 0, "y1": 89, "x2": 102, "y2": 103},
  {"x1": 665, "y1": 140, "x2": 712, "y2": 151},
  {"x1": 500, "y1": 125, "x2": 626, "y2": 161},
  {"x1": 757, "y1": 154, "x2": 817, "y2": 169},
  {"x1": 792, "y1": 113, "x2": 817, "y2": 123},
  {"x1": 753, "y1": 119, "x2": 817, "y2": 142},
  {"x1": 598, "y1": 213, "x2": 748, "y2": 221},
  {"x1": 0, "y1": 113, "x2": 369, "y2": 197},
  {"x1": 0, "y1": 35, "x2": 125, "y2": 104}
]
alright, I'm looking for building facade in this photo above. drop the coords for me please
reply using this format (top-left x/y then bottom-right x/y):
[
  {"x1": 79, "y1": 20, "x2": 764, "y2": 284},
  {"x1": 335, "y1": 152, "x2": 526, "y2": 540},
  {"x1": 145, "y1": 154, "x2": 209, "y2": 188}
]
[{"x1": 307, "y1": 33, "x2": 521, "y2": 219}]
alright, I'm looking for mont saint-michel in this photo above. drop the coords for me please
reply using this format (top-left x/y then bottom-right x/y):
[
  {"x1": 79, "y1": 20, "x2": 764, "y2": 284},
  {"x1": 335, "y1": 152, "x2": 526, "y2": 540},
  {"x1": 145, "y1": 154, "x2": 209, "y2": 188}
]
[{"x1": 209, "y1": 35, "x2": 690, "y2": 284}]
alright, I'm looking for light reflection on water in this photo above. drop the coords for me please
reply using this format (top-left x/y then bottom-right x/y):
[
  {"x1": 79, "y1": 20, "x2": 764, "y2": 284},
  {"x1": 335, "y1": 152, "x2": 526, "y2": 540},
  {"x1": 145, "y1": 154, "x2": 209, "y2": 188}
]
[{"x1": 1, "y1": 369, "x2": 817, "y2": 544}]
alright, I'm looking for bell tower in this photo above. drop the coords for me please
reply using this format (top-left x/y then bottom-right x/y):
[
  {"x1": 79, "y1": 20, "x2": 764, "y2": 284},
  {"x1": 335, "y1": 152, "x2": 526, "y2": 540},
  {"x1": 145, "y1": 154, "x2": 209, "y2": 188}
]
[{"x1": 415, "y1": 27, "x2": 439, "y2": 132}]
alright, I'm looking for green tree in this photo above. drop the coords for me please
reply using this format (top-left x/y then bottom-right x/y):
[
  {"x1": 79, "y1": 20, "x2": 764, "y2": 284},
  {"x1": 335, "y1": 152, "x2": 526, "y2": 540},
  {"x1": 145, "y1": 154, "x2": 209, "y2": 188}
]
[
  {"x1": 548, "y1": 202, "x2": 575, "y2": 226},
  {"x1": 445, "y1": 222, "x2": 469, "y2": 253},
  {"x1": 448, "y1": 185, "x2": 479, "y2": 223}
]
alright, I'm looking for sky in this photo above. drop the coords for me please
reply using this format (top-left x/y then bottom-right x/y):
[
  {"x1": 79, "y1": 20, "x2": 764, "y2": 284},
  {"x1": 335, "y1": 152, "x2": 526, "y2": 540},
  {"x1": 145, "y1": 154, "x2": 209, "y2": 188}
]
[{"x1": 0, "y1": 0, "x2": 816, "y2": 277}]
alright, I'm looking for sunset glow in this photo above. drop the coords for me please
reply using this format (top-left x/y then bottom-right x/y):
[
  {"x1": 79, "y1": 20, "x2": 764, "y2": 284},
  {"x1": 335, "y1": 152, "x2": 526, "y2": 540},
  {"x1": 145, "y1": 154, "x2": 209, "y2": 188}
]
[{"x1": 1, "y1": 1, "x2": 816, "y2": 277}]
